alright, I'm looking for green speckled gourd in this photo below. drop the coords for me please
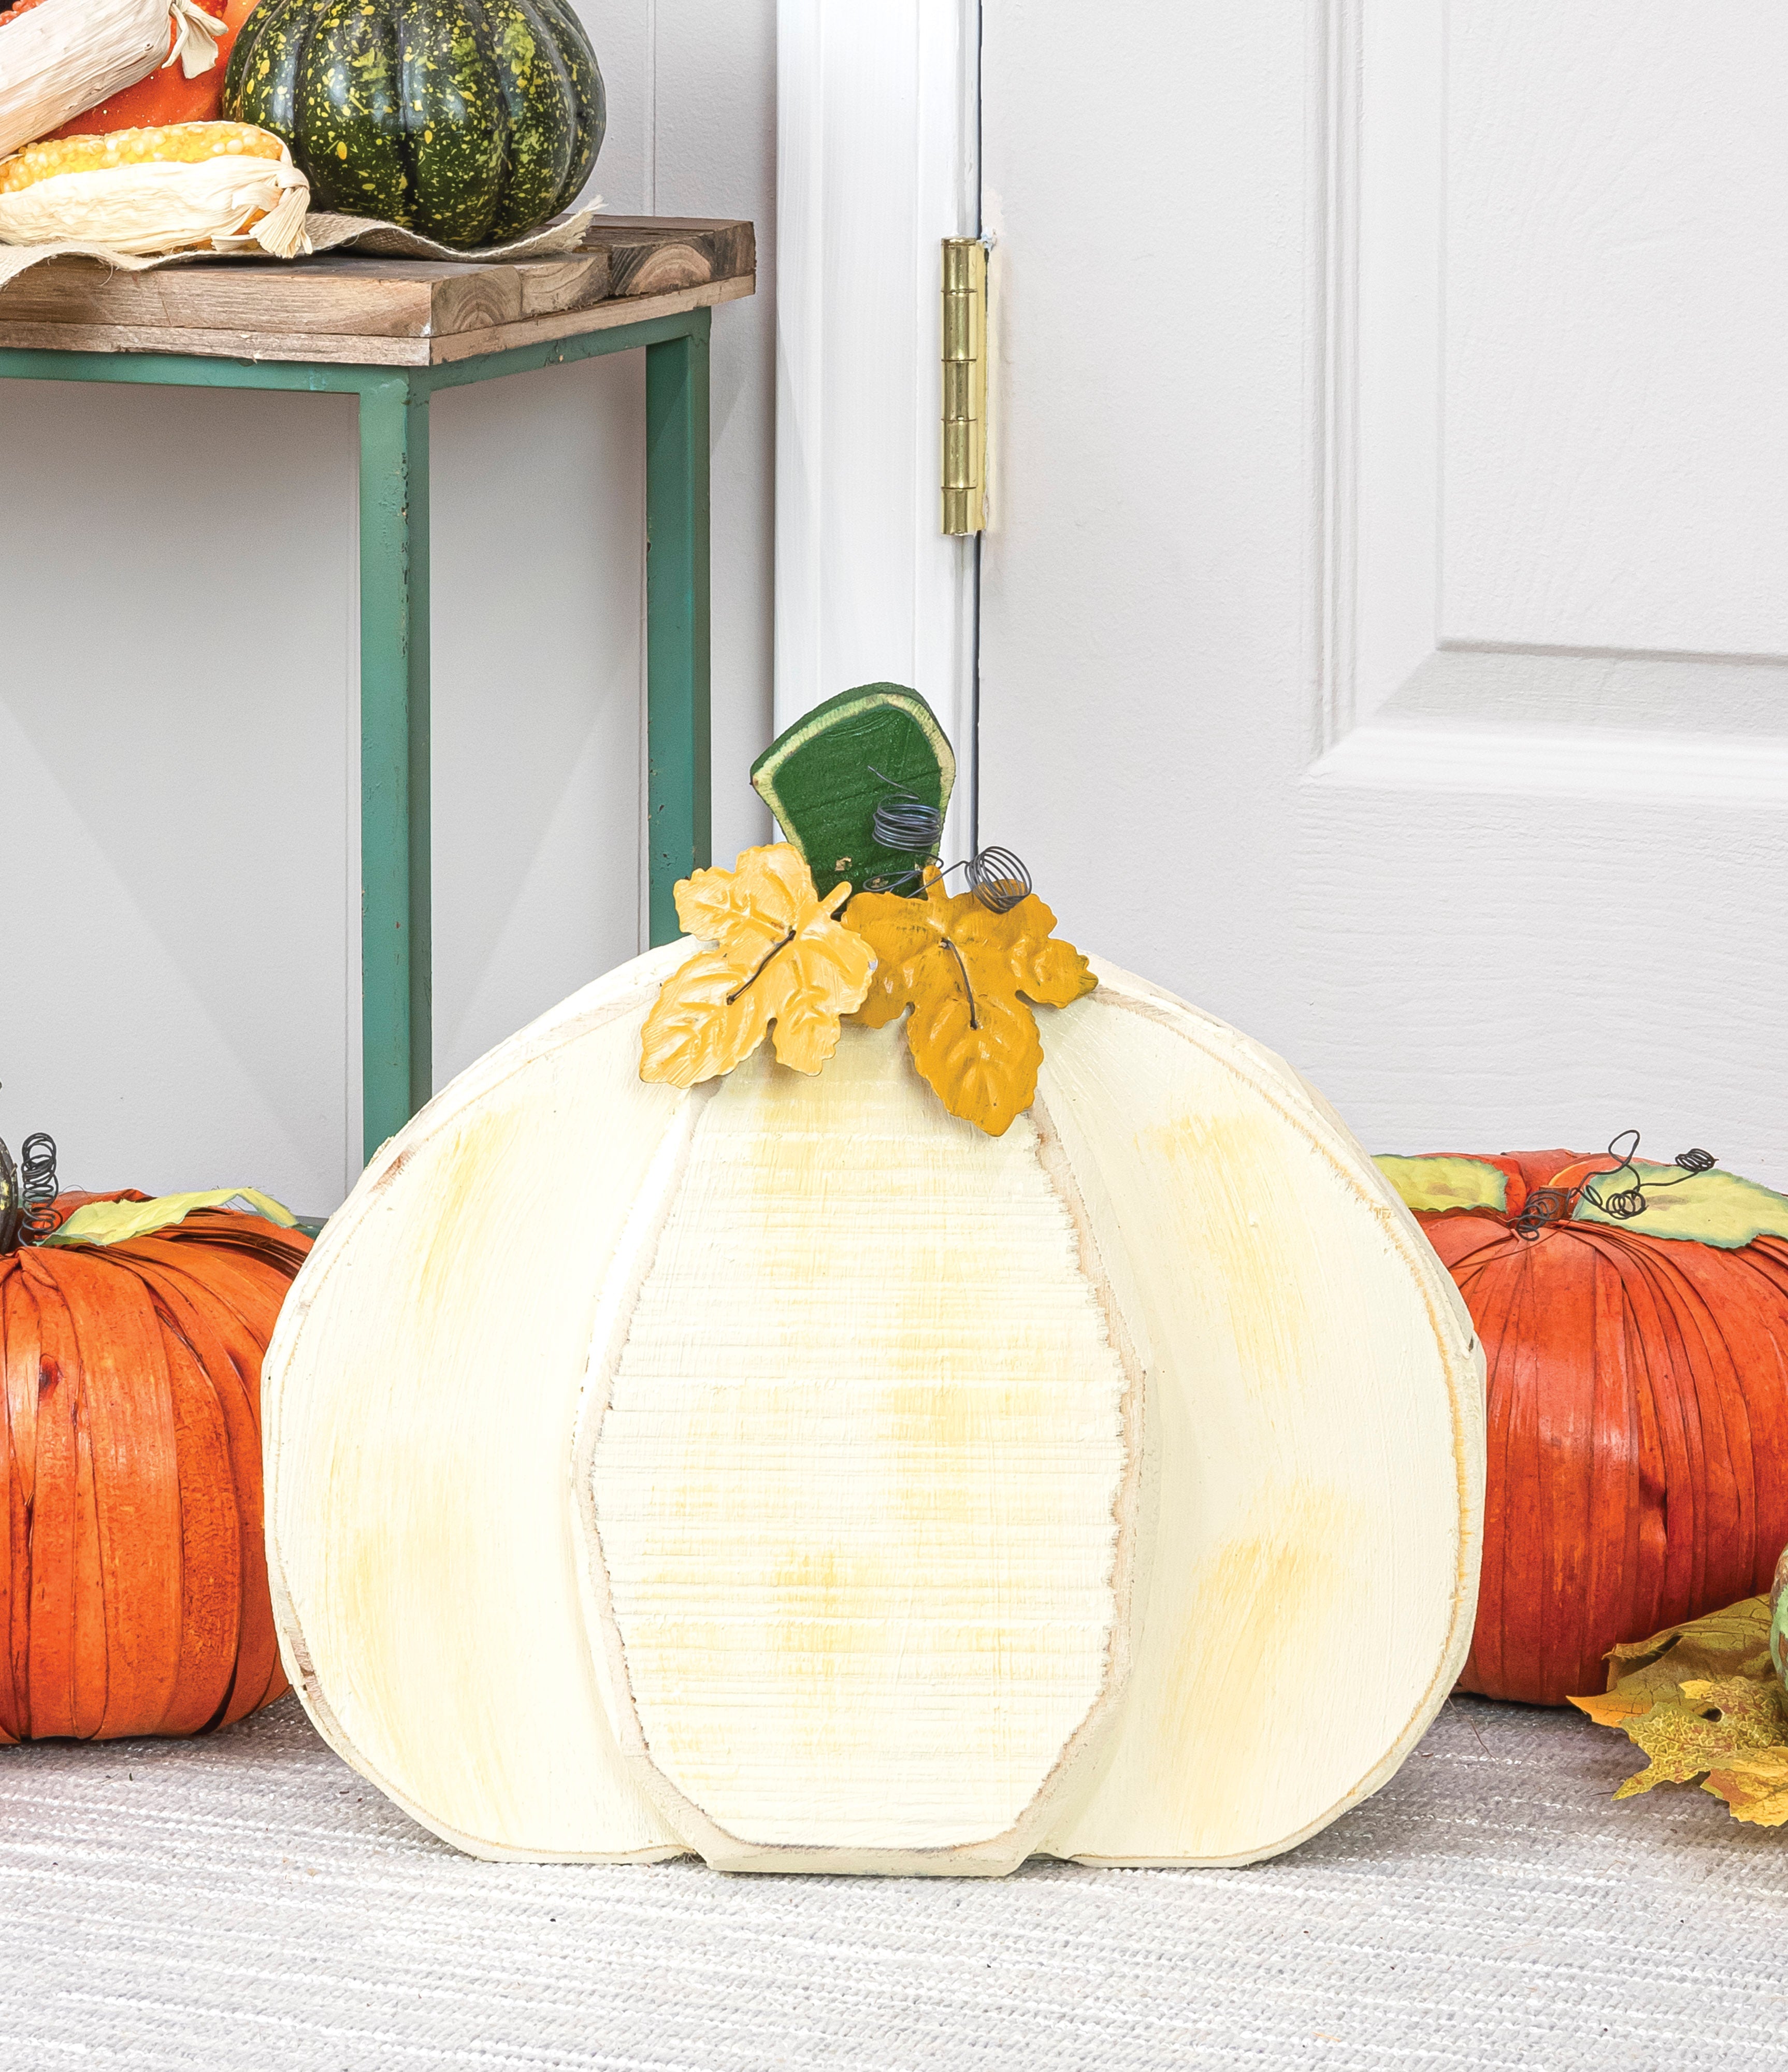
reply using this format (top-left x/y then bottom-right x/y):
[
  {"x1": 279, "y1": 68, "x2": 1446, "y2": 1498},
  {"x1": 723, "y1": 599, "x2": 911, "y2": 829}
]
[{"x1": 223, "y1": 0, "x2": 603, "y2": 248}]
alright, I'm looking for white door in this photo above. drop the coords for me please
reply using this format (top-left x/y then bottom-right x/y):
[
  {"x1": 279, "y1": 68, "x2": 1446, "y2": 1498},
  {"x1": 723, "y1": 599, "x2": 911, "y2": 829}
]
[{"x1": 974, "y1": 3, "x2": 1788, "y2": 1182}]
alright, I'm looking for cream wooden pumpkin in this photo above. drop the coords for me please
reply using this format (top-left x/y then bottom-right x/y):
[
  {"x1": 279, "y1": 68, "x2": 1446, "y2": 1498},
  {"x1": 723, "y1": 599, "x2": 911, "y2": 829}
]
[{"x1": 265, "y1": 945, "x2": 1483, "y2": 1873}]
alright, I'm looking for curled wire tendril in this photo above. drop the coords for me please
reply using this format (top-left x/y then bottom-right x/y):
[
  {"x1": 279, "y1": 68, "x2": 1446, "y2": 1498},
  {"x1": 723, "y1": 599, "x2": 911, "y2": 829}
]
[
  {"x1": 20, "y1": 1133, "x2": 61, "y2": 1241},
  {"x1": 857, "y1": 769, "x2": 1036, "y2": 914},
  {"x1": 1511, "y1": 1129, "x2": 1717, "y2": 1242}
]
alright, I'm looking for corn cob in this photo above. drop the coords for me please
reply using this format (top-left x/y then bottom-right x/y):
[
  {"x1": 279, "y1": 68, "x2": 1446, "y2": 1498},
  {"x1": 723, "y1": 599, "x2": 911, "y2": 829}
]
[
  {"x1": 0, "y1": 120, "x2": 310, "y2": 256},
  {"x1": 0, "y1": 120, "x2": 282, "y2": 191}
]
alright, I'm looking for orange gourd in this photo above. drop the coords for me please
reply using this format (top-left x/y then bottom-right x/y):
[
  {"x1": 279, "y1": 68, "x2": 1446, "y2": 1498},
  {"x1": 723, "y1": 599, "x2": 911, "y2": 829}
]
[
  {"x1": 48, "y1": 0, "x2": 256, "y2": 137},
  {"x1": 0, "y1": 1179, "x2": 309, "y2": 1740},
  {"x1": 1395, "y1": 1148, "x2": 1788, "y2": 1706}
]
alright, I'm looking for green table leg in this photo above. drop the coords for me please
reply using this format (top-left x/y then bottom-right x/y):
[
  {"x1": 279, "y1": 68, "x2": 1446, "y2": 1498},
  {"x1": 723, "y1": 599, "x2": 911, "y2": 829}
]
[
  {"x1": 356, "y1": 372, "x2": 432, "y2": 1162},
  {"x1": 645, "y1": 314, "x2": 713, "y2": 944}
]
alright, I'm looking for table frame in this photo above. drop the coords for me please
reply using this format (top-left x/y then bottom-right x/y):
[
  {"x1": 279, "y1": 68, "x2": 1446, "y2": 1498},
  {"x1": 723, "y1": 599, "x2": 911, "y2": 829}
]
[{"x1": 0, "y1": 305, "x2": 712, "y2": 1162}]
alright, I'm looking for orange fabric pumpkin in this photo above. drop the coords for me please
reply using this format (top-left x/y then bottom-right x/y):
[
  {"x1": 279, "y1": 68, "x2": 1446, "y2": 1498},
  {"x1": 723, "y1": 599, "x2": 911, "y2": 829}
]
[
  {"x1": 47, "y1": 0, "x2": 256, "y2": 138},
  {"x1": 0, "y1": 1192, "x2": 310, "y2": 1740},
  {"x1": 1403, "y1": 1150, "x2": 1788, "y2": 1706}
]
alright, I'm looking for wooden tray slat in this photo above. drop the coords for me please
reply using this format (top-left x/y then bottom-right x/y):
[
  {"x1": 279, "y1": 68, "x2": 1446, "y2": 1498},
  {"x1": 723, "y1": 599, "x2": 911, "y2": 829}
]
[{"x1": 0, "y1": 217, "x2": 754, "y2": 365}]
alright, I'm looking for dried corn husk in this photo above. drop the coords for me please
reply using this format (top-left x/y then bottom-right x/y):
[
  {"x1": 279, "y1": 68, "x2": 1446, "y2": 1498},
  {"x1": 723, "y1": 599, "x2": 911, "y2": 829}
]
[
  {"x1": 0, "y1": 0, "x2": 224, "y2": 160},
  {"x1": 0, "y1": 199, "x2": 596, "y2": 294},
  {"x1": 0, "y1": 122, "x2": 309, "y2": 255}
]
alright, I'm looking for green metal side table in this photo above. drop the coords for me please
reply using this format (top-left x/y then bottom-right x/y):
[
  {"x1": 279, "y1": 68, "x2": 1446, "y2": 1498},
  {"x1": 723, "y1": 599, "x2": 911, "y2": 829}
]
[{"x1": 0, "y1": 216, "x2": 754, "y2": 1162}]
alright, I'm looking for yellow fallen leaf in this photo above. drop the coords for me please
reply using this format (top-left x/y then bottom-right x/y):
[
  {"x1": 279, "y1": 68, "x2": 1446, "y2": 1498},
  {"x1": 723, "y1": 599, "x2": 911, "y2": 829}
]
[
  {"x1": 1600, "y1": 1595, "x2": 1775, "y2": 1702},
  {"x1": 1706, "y1": 1756, "x2": 1788, "y2": 1826},
  {"x1": 1570, "y1": 1595, "x2": 1788, "y2": 1826},
  {"x1": 1599, "y1": 1677, "x2": 1787, "y2": 1796},
  {"x1": 845, "y1": 871, "x2": 1096, "y2": 1136},
  {"x1": 640, "y1": 844, "x2": 875, "y2": 1087}
]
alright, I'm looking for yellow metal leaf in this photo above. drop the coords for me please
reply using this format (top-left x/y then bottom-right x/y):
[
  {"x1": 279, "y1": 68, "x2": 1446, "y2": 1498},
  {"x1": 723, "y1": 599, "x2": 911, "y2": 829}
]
[
  {"x1": 640, "y1": 844, "x2": 875, "y2": 1088},
  {"x1": 845, "y1": 872, "x2": 1096, "y2": 1136}
]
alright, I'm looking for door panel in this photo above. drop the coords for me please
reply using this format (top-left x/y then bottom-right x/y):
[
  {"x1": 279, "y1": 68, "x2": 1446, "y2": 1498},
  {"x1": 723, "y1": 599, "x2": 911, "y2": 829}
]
[{"x1": 979, "y1": 1, "x2": 1788, "y2": 1181}]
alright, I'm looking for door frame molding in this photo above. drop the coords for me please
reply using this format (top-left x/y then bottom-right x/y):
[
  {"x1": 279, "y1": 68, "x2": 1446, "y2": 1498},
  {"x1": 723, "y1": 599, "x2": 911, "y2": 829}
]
[{"x1": 773, "y1": 0, "x2": 982, "y2": 852}]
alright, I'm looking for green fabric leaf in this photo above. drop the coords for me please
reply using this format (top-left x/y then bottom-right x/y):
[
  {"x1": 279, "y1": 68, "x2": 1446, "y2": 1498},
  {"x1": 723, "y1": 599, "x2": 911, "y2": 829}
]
[
  {"x1": 1572, "y1": 1162, "x2": 1788, "y2": 1249},
  {"x1": 1374, "y1": 1154, "x2": 1507, "y2": 1215},
  {"x1": 43, "y1": 1188, "x2": 299, "y2": 1249}
]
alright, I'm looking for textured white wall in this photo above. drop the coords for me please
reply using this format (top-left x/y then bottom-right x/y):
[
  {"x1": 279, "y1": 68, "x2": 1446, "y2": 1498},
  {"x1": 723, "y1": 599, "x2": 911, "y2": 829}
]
[{"x1": 0, "y1": 0, "x2": 774, "y2": 1215}]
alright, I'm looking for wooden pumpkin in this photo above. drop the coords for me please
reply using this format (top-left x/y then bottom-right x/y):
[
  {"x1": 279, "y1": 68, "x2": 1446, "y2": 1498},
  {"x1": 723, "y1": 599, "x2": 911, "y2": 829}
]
[
  {"x1": 265, "y1": 946, "x2": 1483, "y2": 1873},
  {"x1": 1381, "y1": 1148, "x2": 1788, "y2": 1707},
  {"x1": 49, "y1": 0, "x2": 256, "y2": 139},
  {"x1": 0, "y1": 1176, "x2": 311, "y2": 1740}
]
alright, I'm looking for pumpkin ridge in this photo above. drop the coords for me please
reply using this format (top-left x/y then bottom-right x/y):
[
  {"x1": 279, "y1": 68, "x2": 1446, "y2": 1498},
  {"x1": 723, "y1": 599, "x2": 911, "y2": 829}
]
[
  {"x1": 70, "y1": 1346, "x2": 108, "y2": 1739},
  {"x1": 1653, "y1": 1236, "x2": 1788, "y2": 1602},
  {"x1": 1458, "y1": 1242, "x2": 1537, "y2": 1698},
  {"x1": 0, "y1": 1263, "x2": 34, "y2": 1742},
  {"x1": 1602, "y1": 1224, "x2": 1754, "y2": 1582},
  {"x1": 120, "y1": 1251, "x2": 289, "y2": 1720},
  {"x1": 578, "y1": 1044, "x2": 1136, "y2": 1872},
  {"x1": 129, "y1": 1271, "x2": 253, "y2": 1728},
  {"x1": 527, "y1": 0, "x2": 600, "y2": 210},
  {"x1": 154, "y1": 1322, "x2": 243, "y2": 1734},
  {"x1": 1590, "y1": 1230, "x2": 1724, "y2": 1648},
  {"x1": 479, "y1": 0, "x2": 572, "y2": 243},
  {"x1": 17, "y1": 1257, "x2": 75, "y2": 1737},
  {"x1": 113, "y1": 1235, "x2": 294, "y2": 1344},
  {"x1": 49, "y1": 1251, "x2": 184, "y2": 1739}
]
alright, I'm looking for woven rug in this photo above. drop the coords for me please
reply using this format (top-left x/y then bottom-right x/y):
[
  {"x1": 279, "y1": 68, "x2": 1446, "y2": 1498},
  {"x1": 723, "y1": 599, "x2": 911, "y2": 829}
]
[{"x1": 0, "y1": 1692, "x2": 1782, "y2": 2069}]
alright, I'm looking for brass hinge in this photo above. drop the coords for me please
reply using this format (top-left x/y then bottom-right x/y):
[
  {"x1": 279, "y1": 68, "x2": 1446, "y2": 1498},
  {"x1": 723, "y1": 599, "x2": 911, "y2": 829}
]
[{"x1": 942, "y1": 237, "x2": 987, "y2": 535}]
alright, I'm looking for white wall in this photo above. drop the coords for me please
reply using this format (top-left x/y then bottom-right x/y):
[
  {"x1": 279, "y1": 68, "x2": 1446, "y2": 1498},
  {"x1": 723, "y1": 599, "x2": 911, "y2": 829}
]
[{"x1": 0, "y1": 0, "x2": 775, "y2": 1215}]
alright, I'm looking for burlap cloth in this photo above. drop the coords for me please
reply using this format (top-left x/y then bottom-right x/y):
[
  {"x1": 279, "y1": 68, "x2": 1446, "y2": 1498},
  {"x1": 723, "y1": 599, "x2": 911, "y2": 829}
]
[{"x1": 0, "y1": 202, "x2": 598, "y2": 290}]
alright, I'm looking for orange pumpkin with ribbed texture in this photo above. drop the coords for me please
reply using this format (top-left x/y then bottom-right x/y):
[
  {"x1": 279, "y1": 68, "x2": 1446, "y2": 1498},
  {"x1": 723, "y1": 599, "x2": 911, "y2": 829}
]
[
  {"x1": 0, "y1": 1179, "x2": 309, "y2": 1740},
  {"x1": 1380, "y1": 1147, "x2": 1788, "y2": 1707}
]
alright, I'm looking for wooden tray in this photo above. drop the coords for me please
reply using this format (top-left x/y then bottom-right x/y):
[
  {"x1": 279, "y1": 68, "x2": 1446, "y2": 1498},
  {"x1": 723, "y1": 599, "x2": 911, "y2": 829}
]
[{"x1": 0, "y1": 217, "x2": 755, "y2": 366}]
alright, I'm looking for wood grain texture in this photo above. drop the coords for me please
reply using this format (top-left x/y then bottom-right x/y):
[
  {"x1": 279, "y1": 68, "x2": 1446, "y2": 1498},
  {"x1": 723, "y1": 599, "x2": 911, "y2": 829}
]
[
  {"x1": 263, "y1": 952, "x2": 693, "y2": 1863},
  {"x1": 1035, "y1": 979, "x2": 1483, "y2": 1865},
  {"x1": 575, "y1": 1029, "x2": 1141, "y2": 1874},
  {"x1": 265, "y1": 946, "x2": 1483, "y2": 1872},
  {"x1": 0, "y1": 217, "x2": 755, "y2": 364}
]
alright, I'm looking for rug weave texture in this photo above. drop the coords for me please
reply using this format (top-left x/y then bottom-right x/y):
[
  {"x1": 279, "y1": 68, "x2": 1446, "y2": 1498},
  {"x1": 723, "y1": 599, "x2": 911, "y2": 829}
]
[{"x1": 1, "y1": 1693, "x2": 1783, "y2": 2069}]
